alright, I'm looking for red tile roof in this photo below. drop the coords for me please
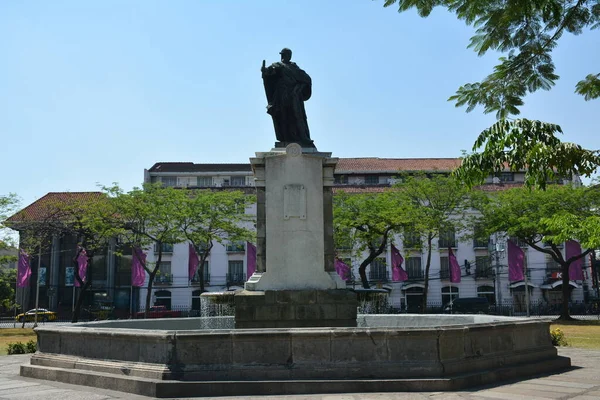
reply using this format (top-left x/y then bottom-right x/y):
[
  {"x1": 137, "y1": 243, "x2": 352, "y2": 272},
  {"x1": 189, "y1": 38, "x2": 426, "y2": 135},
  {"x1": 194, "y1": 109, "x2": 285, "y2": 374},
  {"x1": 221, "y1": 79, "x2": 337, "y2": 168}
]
[
  {"x1": 335, "y1": 158, "x2": 462, "y2": 173},
  {"x1": 5, "y1": 192, "x2": 105, "y2": 225}
]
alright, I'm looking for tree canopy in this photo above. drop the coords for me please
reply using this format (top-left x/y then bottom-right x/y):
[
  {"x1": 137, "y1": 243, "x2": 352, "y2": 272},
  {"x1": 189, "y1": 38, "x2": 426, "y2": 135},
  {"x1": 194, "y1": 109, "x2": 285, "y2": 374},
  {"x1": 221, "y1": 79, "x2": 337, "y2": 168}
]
[
  {"x1": 473, "y1": 184, "x2": 600, "y2": 319},
  {"x1": 382, "y1": 0, "x2": 600, "y2": 188},
  {"x1": 333, "y1": 191, "x2": 406, "y2": 288},
  {"x1": 394, "y1": 173, "x2": 472, "y2": 309}
]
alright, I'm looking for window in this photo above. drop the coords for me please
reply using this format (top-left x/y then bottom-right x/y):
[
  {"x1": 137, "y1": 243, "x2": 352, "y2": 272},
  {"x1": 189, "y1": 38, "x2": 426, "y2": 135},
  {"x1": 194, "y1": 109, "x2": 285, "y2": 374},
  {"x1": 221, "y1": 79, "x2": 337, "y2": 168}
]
[
  {"x1": 498, "y1": 172, "x2": 514, "y2": 182},
  {"x1": 473, "y1": 225, "x2": 489, "y2": 248},
  {"x1": 440, "y1": 256, "x2": 450, "y2": 279},
  {"x1": 364, "y1": 175, "x2": 380, "y2": 185},
  {"x1": 177, "y1": 176, "x2": 197, "y2": 187},
  {"x1": 161, "y1": 176, "x2": 177, "y2": 187},
  {"x1": 197, "y1": 176, "x2": 213, "y2": 187},
  {"x1": 368, "y1": 258, "x2": 388, "y2": 281},
  {"x1": 334, "y1": 175, "x2": 348, "y2": 184},
  {"x1": 509, "y1": 237, "x2": 528, "y2": 248},
  {"x1": 438, "y1": 227, "x2": 456, "y2": 248},
  {"x1": 405, "y1": 257, "x2": 423, "y2": 280},
  {"x1": 226, "y1": 241, "x2": 245, "y2": 252},
  {"x1": 227, "y1": 260, "x2": 245, "y2": 285},
  {"x1": 156, "y1": 261, "x2": 172, "y2": 284},
  {"x1": 192, "y1": 261, "x2": 210, "y2": 283},
  {"x1": 477, "y1": 285, "x2": 495, "y2": 305},
  {"x1": 154, "y1": 290, "x2": 171, "y2": 309},
  {"x1": 403, "y1": 230, "x2": 421, "y2": 248},
  {"x1": 154, "y1": 243, "x2": 173, "y2": 254},
  {"x1": 546, "y1": 257, "x2": 561, "y2": 274},
  {"x1": 441, "y1": 286, "x2": 459, "y2": 305},
  {"x1": 475, "y1": 256, "x2": 492, "y2": 278},
  {"x1": 230, "y1": 176, "x2": 246, "y2": 186}
]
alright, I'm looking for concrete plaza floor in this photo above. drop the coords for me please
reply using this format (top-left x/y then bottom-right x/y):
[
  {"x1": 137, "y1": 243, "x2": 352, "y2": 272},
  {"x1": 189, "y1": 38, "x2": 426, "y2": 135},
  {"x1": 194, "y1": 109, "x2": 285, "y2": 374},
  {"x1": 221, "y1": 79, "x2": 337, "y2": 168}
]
[{"x1": 0, "y1": 348, "x2": 598, "y2": 400}]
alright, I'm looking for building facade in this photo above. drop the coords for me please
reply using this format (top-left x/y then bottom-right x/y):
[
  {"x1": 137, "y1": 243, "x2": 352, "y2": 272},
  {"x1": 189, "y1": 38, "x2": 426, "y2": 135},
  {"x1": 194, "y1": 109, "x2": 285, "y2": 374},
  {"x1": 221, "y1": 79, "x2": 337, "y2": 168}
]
[
  {"x1": 143, "y1": 159, "x2": 593, "y2": 314},
  {"x1": 6, "y1": 158, "x2": 595, "y2": 317}
]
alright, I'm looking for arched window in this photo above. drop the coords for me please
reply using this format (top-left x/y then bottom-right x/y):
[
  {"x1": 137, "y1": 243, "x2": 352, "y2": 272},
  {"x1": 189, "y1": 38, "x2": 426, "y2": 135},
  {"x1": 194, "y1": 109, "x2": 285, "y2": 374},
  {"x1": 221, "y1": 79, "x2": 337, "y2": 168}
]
[
  {"x1": 441, "y1": 286, "x2": 459, "y2": 305},
  {"x1": 477, "y1": 285, "x2": 495, "y2": 305},
  {"x1": 154, "y1": 290, "x2": 172, "y2": 309}
]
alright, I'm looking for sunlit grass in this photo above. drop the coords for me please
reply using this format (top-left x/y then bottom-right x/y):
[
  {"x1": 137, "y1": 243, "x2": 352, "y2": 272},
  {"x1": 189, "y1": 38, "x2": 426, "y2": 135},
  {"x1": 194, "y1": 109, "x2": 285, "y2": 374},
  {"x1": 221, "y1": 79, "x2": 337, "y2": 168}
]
[
  {"x1": 0, "y1": 328, "x2": 36, "y2": 356},
  {"x1": 551, "y1": 320, "x2": 600, "y2": 349}
]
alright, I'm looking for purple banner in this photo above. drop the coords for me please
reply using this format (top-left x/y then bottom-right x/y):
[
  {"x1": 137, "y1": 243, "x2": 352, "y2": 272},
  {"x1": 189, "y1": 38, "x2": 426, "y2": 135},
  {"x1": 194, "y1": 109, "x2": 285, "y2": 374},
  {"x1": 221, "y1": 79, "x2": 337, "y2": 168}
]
[
  {"x1": 391, "y1": 244, "x2": 408, "y2": 282},
  {"x1": 507, "y1": 240, "x2": 525, "y2": 282},
  {"x1": 334, "y1": 258, "x2": 351, "y2": 281},
  {"x1": 75, "y1": 248, "x2": 88, "y2": 287},
  {"x1": 448, "y1": 248, "x2": 461, "y2": 283},
  {"x1": 17, "y1": 250, "x2": 31, "y2": 288},
  {"x1": 566, "y1": 240, "x2": 584, "y2": 281},
  {"x1": 131, "y1": 247, "x2": 146, "y2": 287},
  {"x1": 247, "y1": 242, "x2": 257, "y2": 277}
]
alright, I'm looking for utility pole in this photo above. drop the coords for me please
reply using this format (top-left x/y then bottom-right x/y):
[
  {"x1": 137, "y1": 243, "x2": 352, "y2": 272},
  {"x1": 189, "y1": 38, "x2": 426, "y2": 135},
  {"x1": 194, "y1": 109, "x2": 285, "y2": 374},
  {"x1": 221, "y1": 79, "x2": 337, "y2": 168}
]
[
  {"x1": 489, "y1": 237, "x2": 504, "y2": 309},
  {"x1": 33, "y1": 244, "x2": 41, "y2": 328}
]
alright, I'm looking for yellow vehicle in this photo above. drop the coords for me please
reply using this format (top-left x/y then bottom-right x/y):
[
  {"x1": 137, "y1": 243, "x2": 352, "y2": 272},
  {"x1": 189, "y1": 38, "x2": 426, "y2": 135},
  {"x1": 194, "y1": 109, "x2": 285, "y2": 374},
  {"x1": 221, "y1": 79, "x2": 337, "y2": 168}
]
[{"x1": 15, "y1": 308, "x2": 58, "y2": 322}]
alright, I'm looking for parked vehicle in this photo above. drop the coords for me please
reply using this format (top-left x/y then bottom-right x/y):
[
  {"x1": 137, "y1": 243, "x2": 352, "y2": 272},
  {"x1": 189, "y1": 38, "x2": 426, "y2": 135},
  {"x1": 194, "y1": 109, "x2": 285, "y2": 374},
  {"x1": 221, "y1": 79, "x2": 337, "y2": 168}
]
[
  {"x1": 135, "y1": 305, "x2": 182, "y2": 319},
  {"x1": 15, "y1": 308, "x2": 58, "y2": 322},
  {"x1": 444, "y1": 297, "x2": 490, "y2": 314}
]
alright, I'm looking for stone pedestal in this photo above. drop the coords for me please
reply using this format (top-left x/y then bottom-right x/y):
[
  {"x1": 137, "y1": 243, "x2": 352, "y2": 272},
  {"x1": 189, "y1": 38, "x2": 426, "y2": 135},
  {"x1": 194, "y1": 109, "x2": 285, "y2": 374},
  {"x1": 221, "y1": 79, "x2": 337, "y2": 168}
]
[
  {"x1": 238, "y1": 144, "x2": 356, "y2": 328},
  {"x1": 235, "y1": 289, "x2": 357, "y2": 329}
]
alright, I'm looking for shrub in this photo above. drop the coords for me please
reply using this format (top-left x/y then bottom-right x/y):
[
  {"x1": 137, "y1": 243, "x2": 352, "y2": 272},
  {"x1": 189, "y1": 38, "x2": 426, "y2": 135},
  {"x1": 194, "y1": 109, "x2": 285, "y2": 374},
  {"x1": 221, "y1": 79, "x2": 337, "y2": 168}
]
[
  {"x1": 551, "y1": 328, "x2": 568, "y2": 346},
  {"x1": 26, "y1": 339, "x2": 37, "y2": 353},
  {"x1": 7, "y1": 342, "x2": 26, "y2": 355}
]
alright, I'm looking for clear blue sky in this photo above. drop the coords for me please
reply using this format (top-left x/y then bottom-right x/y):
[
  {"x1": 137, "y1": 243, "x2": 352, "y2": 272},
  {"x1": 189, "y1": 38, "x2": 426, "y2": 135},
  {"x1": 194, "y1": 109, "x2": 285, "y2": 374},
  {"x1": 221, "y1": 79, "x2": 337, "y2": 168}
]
[{"x1": 2, "y1": 1, "x2": 598, "y2": 209}]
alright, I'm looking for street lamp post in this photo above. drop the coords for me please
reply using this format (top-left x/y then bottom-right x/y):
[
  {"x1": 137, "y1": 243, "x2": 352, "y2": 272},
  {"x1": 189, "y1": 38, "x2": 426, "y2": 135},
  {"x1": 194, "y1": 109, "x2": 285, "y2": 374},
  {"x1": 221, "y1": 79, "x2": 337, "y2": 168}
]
[{"x1": 489, "y1": 237, "x2": 505, "y2": 310}]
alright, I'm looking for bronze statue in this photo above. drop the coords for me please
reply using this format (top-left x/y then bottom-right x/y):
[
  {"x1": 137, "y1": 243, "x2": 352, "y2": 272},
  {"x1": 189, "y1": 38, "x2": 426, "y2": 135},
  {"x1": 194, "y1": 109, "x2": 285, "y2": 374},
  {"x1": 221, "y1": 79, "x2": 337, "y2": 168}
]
[{"x1": 262, "y1": 48, "x2": 314, "y2": 147}]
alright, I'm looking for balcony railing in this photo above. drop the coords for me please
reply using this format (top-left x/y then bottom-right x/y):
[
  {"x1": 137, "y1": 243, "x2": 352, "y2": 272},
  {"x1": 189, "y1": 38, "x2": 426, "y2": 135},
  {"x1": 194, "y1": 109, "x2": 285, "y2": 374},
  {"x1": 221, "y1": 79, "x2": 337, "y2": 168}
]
[
  {"x1": 368, "y1": 269, "x2": 389, "y2": 282},
  {"x1": 473, "y1": 238, "x2": 489, "y2": 248},
  {"x1": 438, "y1": 239, "x2": 457, "y2": 248},
  {"x1": 154, "y1": 244, "x2": 173, "y2": 254},
  {"x1": 475, "y1": 268, "x2": 494, "y2": 279},
  {"x1": 154, "y1": 273, "x2": 173, "y2": 285},
  {"x1": 226, "y1": 272, "x2": 246, "y2": 286},
  {"x1": 191, "y1": 273, "x2": 210, "y2": 284},
  {"x1": 226, "y1": 243, "x2": 245, "y2": 253},
  {"x1": 439, "y1": 269, "x2": 450, "y2": 280},
  {"x1": 406, "y1": 270, "x2": 424, "y2": 281}
]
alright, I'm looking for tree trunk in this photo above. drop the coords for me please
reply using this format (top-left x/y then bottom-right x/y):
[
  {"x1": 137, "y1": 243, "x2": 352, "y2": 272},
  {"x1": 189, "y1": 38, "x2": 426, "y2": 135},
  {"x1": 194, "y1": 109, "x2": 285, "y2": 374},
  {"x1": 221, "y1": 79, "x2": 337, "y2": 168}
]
[
  {"x1": 144, "y1": 270, "x2": 156, "y2": 318},
  {"x1": 358, "y1": 256, "x2": 373, "y2": 289},
  {"x1": 558, "y1": 262, "x2": 575, "y2": 321},
  {"x1": 71, "y1": 251, "x2": 92, "y2": 323},
  {"x1": 421, "y1": 236, "x2": 433, "y2": 312},
  {"x1": 72, "y1": 280, "x2": 91, "y2": 323}
]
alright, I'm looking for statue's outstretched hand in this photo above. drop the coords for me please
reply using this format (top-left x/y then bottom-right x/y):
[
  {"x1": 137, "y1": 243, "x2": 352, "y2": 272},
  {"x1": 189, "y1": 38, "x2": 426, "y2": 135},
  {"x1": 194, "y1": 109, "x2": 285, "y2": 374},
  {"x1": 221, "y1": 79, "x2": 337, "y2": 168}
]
[{"x1": 261, "y1": 60, "x2": 267, "y2": 73}]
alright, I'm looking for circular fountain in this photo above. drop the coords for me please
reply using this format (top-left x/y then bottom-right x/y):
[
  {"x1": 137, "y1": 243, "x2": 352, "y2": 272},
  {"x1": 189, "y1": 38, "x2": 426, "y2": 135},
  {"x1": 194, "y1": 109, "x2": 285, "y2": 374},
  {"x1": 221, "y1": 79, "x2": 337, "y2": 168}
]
[
  {"x1": 20, "y1": 146, "x2": 570, "y2": 397},
  {"x1": 23, "y1": 312, "x2": 568, "y2": 398}
]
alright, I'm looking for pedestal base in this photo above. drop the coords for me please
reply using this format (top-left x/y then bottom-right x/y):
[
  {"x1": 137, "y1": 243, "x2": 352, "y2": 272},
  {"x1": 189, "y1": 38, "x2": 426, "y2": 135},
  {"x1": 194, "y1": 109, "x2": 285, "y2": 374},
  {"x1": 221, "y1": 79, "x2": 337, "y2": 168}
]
[{"x1": 234, "y1": 289, "x2": 358, "y2": 329}]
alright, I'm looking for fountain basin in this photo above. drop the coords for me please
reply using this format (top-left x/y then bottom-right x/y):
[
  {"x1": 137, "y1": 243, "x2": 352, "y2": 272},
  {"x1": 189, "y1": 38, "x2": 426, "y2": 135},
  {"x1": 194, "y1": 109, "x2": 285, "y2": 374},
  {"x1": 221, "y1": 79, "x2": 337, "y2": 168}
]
[{"x1": 22, "y1": 315, "x2": 570, "y2": 397}]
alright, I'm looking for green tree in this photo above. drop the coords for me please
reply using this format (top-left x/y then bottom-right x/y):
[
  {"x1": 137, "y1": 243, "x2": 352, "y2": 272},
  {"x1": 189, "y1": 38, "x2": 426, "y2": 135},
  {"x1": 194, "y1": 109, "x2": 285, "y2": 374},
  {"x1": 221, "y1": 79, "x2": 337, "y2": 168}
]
[
  {"x1": 172, "y1": 189, "x2": 255, "y2": 293},
  {"x1": 473, "y1": 184, "x2": 600, "y2": 320},
  {"x1": 333, "y1": 191, "x2": 406, "y2": 289},
  {"x1": 6, "y1": 193, "x2": 112, "y2": 323},
  {"x1": 0, "y1": 268, "x2": 17, "y2": 310},
  {"x1": 394, "y1": 174, "x2": 472, "y2": 309},
  {"x1": 1, "y1": 193, "x2": 20, "y2": 261},
  {"x1": 102, "y1": 184, "x2": 186, "y2": 318},
  {"x1": 382, "y1": 0, "x2": 600, "y2": 188}
]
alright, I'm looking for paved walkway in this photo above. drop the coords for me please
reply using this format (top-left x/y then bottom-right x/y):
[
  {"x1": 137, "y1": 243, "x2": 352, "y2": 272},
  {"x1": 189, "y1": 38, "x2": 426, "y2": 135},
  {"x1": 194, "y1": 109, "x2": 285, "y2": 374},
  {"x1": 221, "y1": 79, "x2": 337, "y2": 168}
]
[{"x1": 1, "y1": 348, "x2": 599, "y2": 399}]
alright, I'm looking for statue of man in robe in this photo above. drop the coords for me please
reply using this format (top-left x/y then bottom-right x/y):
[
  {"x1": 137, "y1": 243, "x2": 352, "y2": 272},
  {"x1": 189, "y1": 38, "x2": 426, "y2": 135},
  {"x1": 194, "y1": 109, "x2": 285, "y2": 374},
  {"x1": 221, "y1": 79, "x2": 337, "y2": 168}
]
[{"x1": 261, "y1": 48, "x2": 314, "y2": 147}]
